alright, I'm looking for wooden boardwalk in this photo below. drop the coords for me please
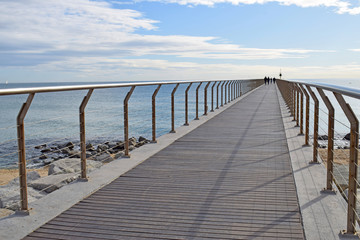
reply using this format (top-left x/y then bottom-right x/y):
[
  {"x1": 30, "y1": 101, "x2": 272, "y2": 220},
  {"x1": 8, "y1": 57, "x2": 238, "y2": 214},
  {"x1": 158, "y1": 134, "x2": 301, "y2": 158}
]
[{"x1": 24, "y1": 84, "x2": 305, "y2": 240}]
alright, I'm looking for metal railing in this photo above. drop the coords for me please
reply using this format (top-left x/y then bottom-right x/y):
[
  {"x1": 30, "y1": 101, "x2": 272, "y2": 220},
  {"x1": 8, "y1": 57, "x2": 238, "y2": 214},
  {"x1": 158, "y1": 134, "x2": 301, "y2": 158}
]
[
  {"x1": 0, "y1": 79, "x2": 263, "y2": 213},
  {"x1": 277, "y1": 79, "x2": 360, "y2": 236}
]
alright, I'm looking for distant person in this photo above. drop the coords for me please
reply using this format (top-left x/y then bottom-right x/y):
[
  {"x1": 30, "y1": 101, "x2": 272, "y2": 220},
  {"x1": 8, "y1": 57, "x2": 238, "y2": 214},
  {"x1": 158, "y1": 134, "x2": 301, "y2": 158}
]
[{"x1": 264, "y1": 76, "x2": 267, "y2": 85}]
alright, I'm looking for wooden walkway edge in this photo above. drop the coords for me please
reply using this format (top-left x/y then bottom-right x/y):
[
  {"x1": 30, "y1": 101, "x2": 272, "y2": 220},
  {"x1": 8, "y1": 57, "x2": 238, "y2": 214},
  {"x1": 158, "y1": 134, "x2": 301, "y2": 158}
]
[{"x1": 24, "y1": 84, "x2": 305, "y2": 240}]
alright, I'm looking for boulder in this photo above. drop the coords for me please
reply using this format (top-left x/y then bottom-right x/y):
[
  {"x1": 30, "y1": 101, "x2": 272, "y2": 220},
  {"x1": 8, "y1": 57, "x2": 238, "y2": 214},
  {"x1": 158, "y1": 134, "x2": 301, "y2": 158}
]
[
  {"x1": 0, "y1": 186, "x2": 45, "y2": 210},
  {"x1": 47, "y1": 158, "x2": 102, "y2": 175},
  {"x1": 40, "y1": 148, "x2": 52, "y2": 153},
  {"x1": 129, "y1": 137, "x2": 137, "y2": 146},
  {"x1": 343, "y1": 133, "x2": 351, "y2": 141},
  {"x1": 68, "y1": 150, "x2": 81, "y2": 158},
  {"x1": 114, "y1": 142, "x2": 124, "y2": 150},
  {"x1": 114, "y1": 151, "x2": 124, "y2": 159},
  {"x1": 61, "y1": 147, "x2": 71, "y2": 155},
  {"x1": 86, "y1": 143, "x2": 93, "y2": 150},
  {"x1": 39, "y1": 154, "x2": 48, "y2": 160},
  {"x1": 136, "y1": 140, "x2": 147, "y2": 148},
  {"x1": 318, "y1": 135, "x2": 328, "y2": 140},
  {"x1": 97, "y1": 144, "x2": 109, "y2": 152},
  {"x1": 138, "y1": 136, "x2": 147, "y2": 142},
  {"x1": 29, "y1": 173, "x2": 78, "y2": 193},
  {"x1": 94, "y1": 151, "x2": 114, "y2": 163},
  {"x1": 34, "y1": 144, "x2": 47, "y2": 149}
]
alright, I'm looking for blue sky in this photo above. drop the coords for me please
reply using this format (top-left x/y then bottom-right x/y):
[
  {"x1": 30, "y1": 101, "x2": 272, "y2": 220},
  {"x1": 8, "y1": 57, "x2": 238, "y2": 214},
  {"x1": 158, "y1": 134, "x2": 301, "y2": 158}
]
[{"x1": 0, "y1": 0, "x2": 360, "y2": 82}]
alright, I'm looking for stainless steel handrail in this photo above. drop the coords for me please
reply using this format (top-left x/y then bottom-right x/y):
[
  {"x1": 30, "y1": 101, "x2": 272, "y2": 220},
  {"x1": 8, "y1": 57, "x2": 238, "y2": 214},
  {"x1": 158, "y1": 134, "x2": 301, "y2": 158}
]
[{"x1": 0, "y1": 79, "x2": 259, "y2": 96}]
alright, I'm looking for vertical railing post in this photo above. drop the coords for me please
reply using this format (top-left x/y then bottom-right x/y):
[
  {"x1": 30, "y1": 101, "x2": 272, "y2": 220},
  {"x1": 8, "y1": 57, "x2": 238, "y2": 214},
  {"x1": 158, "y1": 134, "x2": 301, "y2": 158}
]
[
  {"x1": 216, "y1": 82, "x2": 221, "y2": 109},
  {"x1": 195, "y1": 82, "x2": 202, "y2": 120},
  {"x1": 80, "y1": 89, "x2": 93, "y2": 180},
  {"x1": 211, "y1": 81, "x2": 217, "y2": 112},
  {"x1": 296, "y1": 86, "x2": 300, "y2": 127},
  {"x1": 317, "y1": 88, "x2": 334, "y2": 192},
  {"x1": 221, "y1": 82, "x2": 225, "y2": 106},
  {"x1": 334, "y1": 93, "x2": 359, "y2": 235},
  {"x1": 184, "y1": 83, "x2": 192, "y2": 126},
  {"x1": 152, "y1": 84, "x2": 161, "y2": 142},
  {"x1": 204, "y1": 82, "x2": 211, "y2": 115},
  {"x1": 306, "y1": 85, "x2": 319, "y2": 163},
  {"x1": 240, "y1": 81, "x2": 242, "y2": 96},
  {"x1": 17, "y1": 93, "x2": 35, "y2": 212},
  {"x1": 228, "y1": 81, "x2": 233, "y2": 103},
  {"x1": 297, "y1": 84, "x2": 304, "y2": 135},
  {"x1": 224, "y1": 81, "x2": 229, "y2": 105},
  {"x1": 170, "y1": 83, "x2": 180, "y2": 133},
  {"x1": 293, "y1": 84, "x2": 296, "y2": 121},
  {"x1": 124, "y1": 86, "x2": 135, "y2": 157},
  {"x1": 299, "y1": 84, "x2": 310, "y2": 146}
]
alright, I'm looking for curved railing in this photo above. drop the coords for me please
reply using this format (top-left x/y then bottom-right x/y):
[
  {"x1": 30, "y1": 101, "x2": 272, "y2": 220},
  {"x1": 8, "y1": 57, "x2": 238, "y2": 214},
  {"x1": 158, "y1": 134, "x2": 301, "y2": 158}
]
[
  {"x1": 277, "y1": 79, "x2": 360, "y2": 235},
  {"x1": 0, "y1": 79, "x2": 263, "y2": 213}
]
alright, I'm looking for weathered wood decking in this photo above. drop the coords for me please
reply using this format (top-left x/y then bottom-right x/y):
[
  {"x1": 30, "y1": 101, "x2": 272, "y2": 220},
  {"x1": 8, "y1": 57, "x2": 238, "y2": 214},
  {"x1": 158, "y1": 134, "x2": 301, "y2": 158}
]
[{"x1": 24, "y1": 85, "x2": 305, "y2": 240}]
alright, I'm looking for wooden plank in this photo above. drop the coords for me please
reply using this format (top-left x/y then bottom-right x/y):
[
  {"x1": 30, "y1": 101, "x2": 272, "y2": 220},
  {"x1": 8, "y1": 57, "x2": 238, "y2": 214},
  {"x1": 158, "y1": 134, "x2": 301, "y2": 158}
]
[{"x1": 24, "y1": 85, "x2": 305, "y2": 240}]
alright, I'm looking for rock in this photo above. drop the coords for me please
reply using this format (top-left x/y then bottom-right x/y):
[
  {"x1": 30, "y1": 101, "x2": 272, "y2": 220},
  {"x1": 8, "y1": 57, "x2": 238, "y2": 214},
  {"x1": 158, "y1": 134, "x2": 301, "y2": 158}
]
[
  {"x1": 29, "y1": 173, "x2": 78, "y2": 193},
  {"x1": 94, "y1": 151, "x2": 114, "y2": 163},
  {"x1": 106, "y1": 142, "x2": 118, "y2": 149},
  {"x1": 68, "y1": 150, "x2": 81, "y2": 158},
  {"x1": 129, "y1": 137, "x2": 137, "y2": 146},
  {"x1": 65, "y1": 142, "x2": 75, "y2": 150},
  {"x1": 35, "y1": 144, "x2": 47, "y2": 149},
  {"x1": 48, "y1": 158, "x2": 102, "y2": 175},
  {"x1": 7, "y1": 171, "x2": 41, "y2": 186},
  {"x1": 61, "y1": 147, "x2": 71, "y2": 155},
  {"x1": 27, "y1": 171, "x2": 41, "y2": 181},
  {"x1": 114, "y1": 151, "x2": 124, "y2": 159},
  {"x1": 343, "y1": 133, "x2": 351, "y2": 141},
  {"x1": 129, "y1": 146, "x2": 135, "y2": 151},
  {"x1": 40, "y1": 148, "x2": 52, "y2": 153},
  {"x1": 97, "y1": 144, "x2": 109, "y2": 152},
  {"x1": 318, "y1": 135, "x2": 328, "y2": 140},
  {"x1": 43, "y1": 158, "x2": 54, "y2": 165},
  {"x1": 86, "y1": 143, "x2": 93, "y2": 150},
  {"x1": 114, "y1": 142, "x2": 124, "y2": 150},
  {"x1": 138, "y1": 136, "x2": 147, "y2": 142},
  {"x1": 0, "y1": 185, "x2": 45, "y2": 210},
  {"x1": 136, "y1": 140, "x2": 146, "y2": 148},
  {"x1": 39, "y1": 154, "x2": 48, "y2": 160}
]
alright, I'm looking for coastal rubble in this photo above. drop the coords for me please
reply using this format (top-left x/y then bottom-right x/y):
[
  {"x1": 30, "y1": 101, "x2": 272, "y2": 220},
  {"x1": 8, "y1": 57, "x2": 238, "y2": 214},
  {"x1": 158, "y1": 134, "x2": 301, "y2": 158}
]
[{"x1": 0, "y1": 136, "x2": 150, "y2": 213}]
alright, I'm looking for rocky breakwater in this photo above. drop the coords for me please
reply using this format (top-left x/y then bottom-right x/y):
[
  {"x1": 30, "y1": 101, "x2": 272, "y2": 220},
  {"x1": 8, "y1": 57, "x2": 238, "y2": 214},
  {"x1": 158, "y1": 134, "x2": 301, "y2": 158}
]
[{"x1": 0, "y1": 136, "x2": 149, "y2": 214}]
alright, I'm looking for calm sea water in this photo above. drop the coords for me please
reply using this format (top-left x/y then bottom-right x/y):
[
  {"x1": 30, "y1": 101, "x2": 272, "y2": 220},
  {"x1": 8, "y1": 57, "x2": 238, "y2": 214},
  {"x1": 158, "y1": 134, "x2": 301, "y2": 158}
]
[
  {"x1": 0, "y1": 81, "x2": 254, "y2": 168},
  {"x1": 0, "y1": 79, "x2": 359, "y2": 168}
]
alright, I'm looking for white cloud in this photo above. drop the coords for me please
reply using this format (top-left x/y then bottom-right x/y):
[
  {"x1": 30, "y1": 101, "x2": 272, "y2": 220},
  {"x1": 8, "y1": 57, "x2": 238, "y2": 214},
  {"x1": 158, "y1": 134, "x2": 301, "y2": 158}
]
[
  {"x1": 0, "y1": 0, "x2": 324, "y2": 68},
  {"x1": 350, "y1": 49, "x2": 360, "y2": 52},
  {"x1": 136, "y1": 0, "x2": 360, "y2": 14}
]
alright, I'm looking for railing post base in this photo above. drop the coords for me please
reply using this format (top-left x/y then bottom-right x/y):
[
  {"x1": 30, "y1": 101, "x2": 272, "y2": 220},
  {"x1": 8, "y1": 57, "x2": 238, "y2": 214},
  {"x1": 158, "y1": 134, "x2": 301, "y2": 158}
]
[
  {"x1": 150, "y1": 140, "x2": 157, "y2": 143},
  {"x1": 123, "y1": 155, "x2": 131, "y2": 158},
  {"x1": 184, "y1": 123, "x2": 189, "y2": 126},
  {"x1": 309, "y1": 161, "x2": 321, "y2": 165},
  {"x1": 78, "y1": 178, "x2": 89, "y2": 182},
  {"x1": 339, "y1": 230, "x2": 359, "y2": 238},
  {"x1": 15, "y1": 209, "x2": 32, "y2": 216},
  {"x1": 297, "y1": 133, "x2": 304, "y2": 136},
  {"x1": 194, "y1": 118, "x2": 200, "y2": 120},
  {"x1": 320, "y1": 189, "x2": 336, "y2": 194},
  {"x1": 210, "y1": 110, "x2": 214, "y2": 112},
  {"x1": 169, "y1": 130, "x2": 176, "y2": 133}
]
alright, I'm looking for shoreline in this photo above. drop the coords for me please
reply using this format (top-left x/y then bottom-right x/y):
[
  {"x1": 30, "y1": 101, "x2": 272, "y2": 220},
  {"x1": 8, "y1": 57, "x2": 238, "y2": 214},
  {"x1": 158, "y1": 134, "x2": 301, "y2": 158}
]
[{"x1": 0, "y1": 167, "x2": 49, "y2": 186}]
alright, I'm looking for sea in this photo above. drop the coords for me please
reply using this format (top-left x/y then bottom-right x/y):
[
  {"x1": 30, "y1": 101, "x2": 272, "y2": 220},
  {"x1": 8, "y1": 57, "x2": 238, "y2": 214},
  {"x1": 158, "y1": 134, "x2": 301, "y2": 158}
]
[
  {"x1": 0, "y1": 80, "x2": 256, "y2": 168},
  {"x1": 0, "y1": 79, "x2": 359, "y2": 168}
]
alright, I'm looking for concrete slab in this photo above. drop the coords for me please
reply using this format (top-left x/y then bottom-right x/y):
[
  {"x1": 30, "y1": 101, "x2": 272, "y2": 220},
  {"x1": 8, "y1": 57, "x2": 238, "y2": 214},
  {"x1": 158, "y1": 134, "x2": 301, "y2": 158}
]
[
  {"x1": 277, "y1": 87, "x2": 355, "y2": 240},
  {"x1": 0, "y1": 86, "x2": 259, "y2": 240}
]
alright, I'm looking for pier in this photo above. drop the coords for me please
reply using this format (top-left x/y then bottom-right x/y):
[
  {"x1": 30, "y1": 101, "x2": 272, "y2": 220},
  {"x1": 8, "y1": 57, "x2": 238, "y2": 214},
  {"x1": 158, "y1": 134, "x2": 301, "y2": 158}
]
[{"x1": 0, "y1": 80, "x2": 356, "y2": 239}]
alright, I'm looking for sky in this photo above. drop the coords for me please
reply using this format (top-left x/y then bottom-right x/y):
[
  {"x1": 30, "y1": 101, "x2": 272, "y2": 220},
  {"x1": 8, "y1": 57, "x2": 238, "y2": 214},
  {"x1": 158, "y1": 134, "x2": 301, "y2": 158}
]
[{"x1": 0, "y1": 0, "x2": 360, "y2": 83}]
